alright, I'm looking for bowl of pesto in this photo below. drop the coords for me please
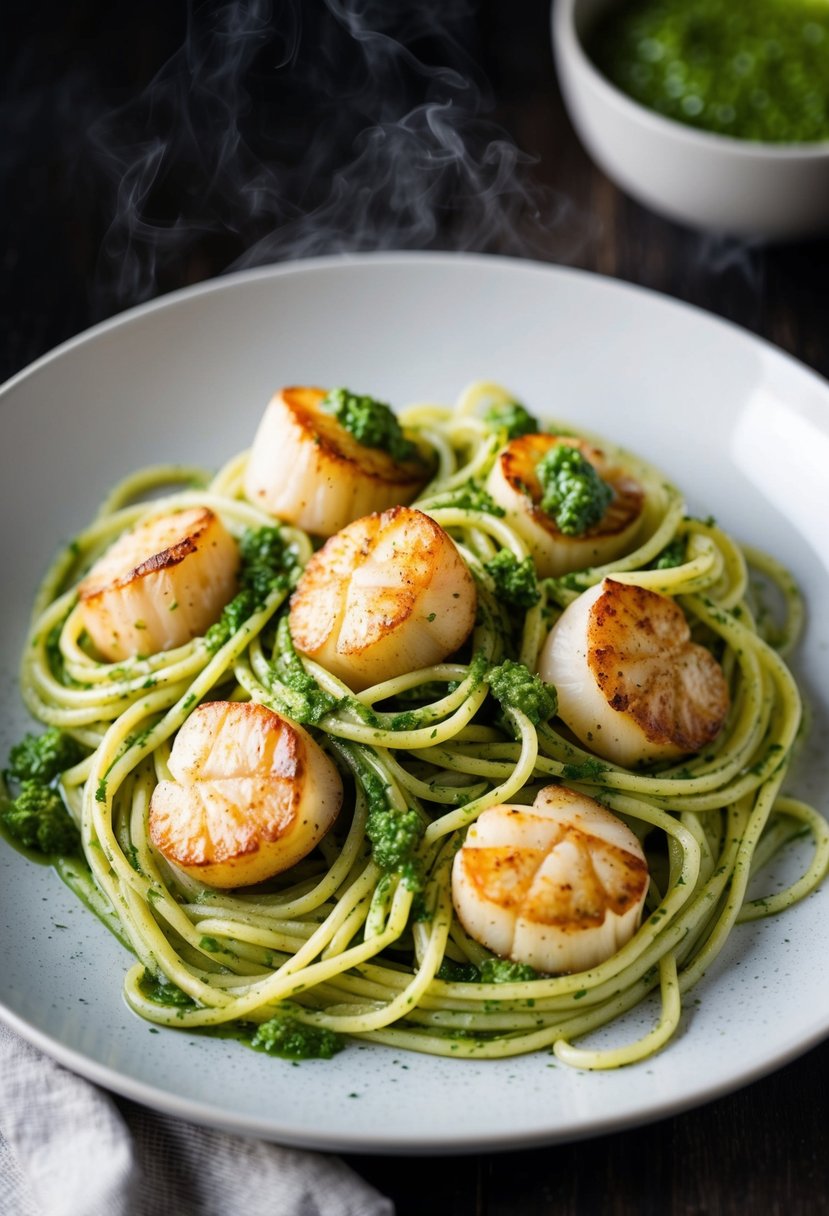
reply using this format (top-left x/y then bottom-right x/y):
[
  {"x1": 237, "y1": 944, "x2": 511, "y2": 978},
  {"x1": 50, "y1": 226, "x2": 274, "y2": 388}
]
[{"x1": 552, "y1": 0, "x2": 829, "y2": 239}]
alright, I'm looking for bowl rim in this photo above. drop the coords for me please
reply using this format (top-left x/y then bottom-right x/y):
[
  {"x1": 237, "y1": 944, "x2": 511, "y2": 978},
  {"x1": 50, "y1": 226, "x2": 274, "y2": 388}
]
[{"x1": 552, "y1": 0, "x2": 829, "y2": 160}]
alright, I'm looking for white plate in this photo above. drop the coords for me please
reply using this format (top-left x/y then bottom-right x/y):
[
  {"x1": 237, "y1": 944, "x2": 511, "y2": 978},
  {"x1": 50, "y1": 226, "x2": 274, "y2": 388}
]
[{"x1": 2, "y1": 253, "x2": 828, "y2": 1154}]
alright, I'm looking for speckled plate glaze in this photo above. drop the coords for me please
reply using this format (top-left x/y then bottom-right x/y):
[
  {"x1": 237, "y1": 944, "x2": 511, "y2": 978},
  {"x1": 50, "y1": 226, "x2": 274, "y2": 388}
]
[{"x1": 2, "y1": 254, "x2": 828, "y2": 1154}]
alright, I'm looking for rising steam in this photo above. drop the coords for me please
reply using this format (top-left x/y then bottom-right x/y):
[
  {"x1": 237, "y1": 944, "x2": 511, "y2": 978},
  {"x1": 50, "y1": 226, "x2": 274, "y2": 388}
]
[{"x1": 83, "y1": 0, "x2": 587, "y2": 312}]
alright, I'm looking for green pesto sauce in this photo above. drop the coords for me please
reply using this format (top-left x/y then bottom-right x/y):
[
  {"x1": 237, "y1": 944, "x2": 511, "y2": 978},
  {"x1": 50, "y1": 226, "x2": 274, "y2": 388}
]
[
  {"x1": 137, "y1": 969, "x2": 344, "y2": 1058},
  {"x1": 588, "y1": 0, "x2": 829, "y2": 143},
  {"x1": 0, "y1": 812, "x2": 54, "y2": 866},
  {"x1": 180, "y1": 1014, "x2": 344, "y2": 1061}
]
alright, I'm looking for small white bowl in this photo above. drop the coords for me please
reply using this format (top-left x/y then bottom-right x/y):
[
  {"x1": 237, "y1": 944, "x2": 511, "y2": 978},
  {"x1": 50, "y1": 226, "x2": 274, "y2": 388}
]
[{"x1": 552, "y1": 0, "x2": 829, "y2": 240}]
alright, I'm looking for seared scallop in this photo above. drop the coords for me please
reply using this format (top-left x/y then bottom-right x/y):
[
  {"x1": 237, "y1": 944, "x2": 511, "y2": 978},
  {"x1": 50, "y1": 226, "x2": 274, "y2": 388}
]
[
  {"x1": 486, "y1": 433, "x2": 644, "y2": 577},
  {"x1": 77, "y1": 507, "x2": 239, "y2": 662},
  {"x1": 538, "y1": 578, "x2": 730, "y2": 767},
  {"x1": 243, "y1": 386, "x2": 428, "y2": 537},
  {"x1": 149, "y1": 700, "x2": 343, "y2": 888},
  {"x1": 452, "y1": 785, "x2": 649, "y2": 974},
  {"x1": 289, "y1": 505, "x2": 477, "y2": 692}
]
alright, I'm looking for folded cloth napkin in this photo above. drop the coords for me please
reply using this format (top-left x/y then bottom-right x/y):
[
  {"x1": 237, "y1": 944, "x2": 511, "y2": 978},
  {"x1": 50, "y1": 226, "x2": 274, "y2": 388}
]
[{"x1": 0, "y1": 1023, "x2": 393, "y2": 1216}]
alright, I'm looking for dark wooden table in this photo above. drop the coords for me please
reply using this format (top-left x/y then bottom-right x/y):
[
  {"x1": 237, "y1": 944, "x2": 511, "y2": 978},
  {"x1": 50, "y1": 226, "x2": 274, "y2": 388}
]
[{"x1": 4, "y1": 2, "x2": 829, "y2": 1212}]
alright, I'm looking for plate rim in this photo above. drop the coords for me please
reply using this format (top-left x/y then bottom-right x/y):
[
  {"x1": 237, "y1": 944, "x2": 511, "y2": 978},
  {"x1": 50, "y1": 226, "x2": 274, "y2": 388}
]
[
  {"x1": 3, "y1": 250, "x2": 828, "y2": 404},
  {"x1": 2, "y1": 993, "x2": 829, "y2": 1155}
]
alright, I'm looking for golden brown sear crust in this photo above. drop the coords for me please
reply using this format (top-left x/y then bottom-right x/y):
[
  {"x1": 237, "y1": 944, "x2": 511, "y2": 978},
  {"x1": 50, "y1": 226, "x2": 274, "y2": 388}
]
[
  {"x1": 281, "y1": 387, "x2": 426, "y2": 489},
  {"x1": 149, "y1": 701, "x2": 306, "y2": 869},
  {"x1": 288, "y1": 504, "x2": 477, "y2": 691},
  {"x1": 78, "y1": 507, "x2": 218, "y2": 600},
  {"x1": 461, "y1": 830, "x2": 648, "y2": 931},
  {"x1": 587, "y1": 579, "x2": 730, "y2": 753}
]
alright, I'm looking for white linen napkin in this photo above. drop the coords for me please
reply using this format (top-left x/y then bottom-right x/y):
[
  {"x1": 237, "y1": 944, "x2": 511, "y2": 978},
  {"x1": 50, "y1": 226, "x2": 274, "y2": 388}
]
[{"x1": 0, "y1": 1022, "x2": 394, "y2": 1216}]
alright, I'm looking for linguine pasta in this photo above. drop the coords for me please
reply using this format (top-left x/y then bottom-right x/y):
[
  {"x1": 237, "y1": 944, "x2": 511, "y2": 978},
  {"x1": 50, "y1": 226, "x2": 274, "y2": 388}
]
[{"x1": 14, "y1": 380, "x2": 828, "y2": 1069}]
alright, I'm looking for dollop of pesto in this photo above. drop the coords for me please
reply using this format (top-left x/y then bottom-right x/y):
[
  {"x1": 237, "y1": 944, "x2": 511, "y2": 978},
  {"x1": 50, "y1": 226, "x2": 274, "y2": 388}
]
[
  {"x1": 252, "y1": 1013, "x2": 344, "y2": 1060},
  {"x1": 0, "y1": 779, "x2": 79, "y2": 856},
  {"x1": 205, "y1": 526, "x2": 300, "y2": 653},
  {"x1": 484, "y1": 401, "x2": 540, "y2": 440},
  {"x1": 485, "y1": 659, "x2": 558, "y2": 726},
  {"x1": 8, "y1": 727, "x2": 83, "y2": 783},
  {"x1": 323, "y1": 387, "x2": 420, "y2": 463},
  {"x1": 2, "y1": 728, "x2": 85, "y2": 856},
  {"x1": 268, "y1": 617, "x2": 341, "y2": 725},
  {"x1": 536, "y1": 444, "x2": 612, "y2": 536},
  {"x1": 436, "y1": 957, "x2": 540, "y2": 984},
  {"x1": 483, "y1": 550, "x2": 540, "y2": 609},
  {"x1": 478, "y1": 957, "x2": 540, "y2": 984},
  {"x1": 588, "y1": 0, "x2": 829, "y2": 144},
  {"x1": 366, "y1": 805, "x2": 424, "y2": 881},
  {"x1": 348, "y1": 759, "x2": 426, "y2": 892}
]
